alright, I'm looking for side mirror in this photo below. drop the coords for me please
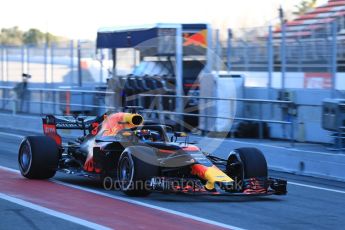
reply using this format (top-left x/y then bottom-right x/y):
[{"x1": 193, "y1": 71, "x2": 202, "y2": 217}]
[
  {"x1": 171, "y1": 132, "x2": 188, "y2": 142},
  {"x1": 174, "y1": 132, "x2": 188, "y2": 138}
]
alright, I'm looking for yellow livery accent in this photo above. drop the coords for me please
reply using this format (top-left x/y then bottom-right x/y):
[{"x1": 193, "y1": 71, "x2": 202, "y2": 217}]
[
  {"x1": 204, "y1": 166, "x2": 233, "y2": 190},
  {"x1": 123, "y1": 113, "x2": 143, "y2": 126},
  {"x1": 102, "y1": 112, "x2": 144, "y2": 136}
]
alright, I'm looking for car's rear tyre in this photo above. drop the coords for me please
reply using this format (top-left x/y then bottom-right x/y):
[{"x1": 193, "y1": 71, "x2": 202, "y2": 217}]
[
  {"x1": 18, "y1": 136, "x2": 59, "y2": 179},
  {"x1": 227, "y1": 147, "x2": 268, "y2": 190},
  {"x1": 117, "y1": 150, "x2": 158, "y2": 196}
]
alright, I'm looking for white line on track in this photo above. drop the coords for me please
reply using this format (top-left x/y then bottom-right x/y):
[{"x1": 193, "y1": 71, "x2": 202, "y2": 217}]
[
  {"x1": 0, "y1": 166, "x2": 19, "y2": 173},
  {"x1": 0, "y1": 166, "x2": 243, "y2": 230},
  {"x1": 52, "y1": 179, "x2": 244, "y2": 230},
  {"x1": 1, "y1": 132, "x2": 345, "y2": 228},
  {"x1": 0, "y1": 193, "x2": 112, "y2": 230},
  {"x1": 0, "y1": 131, "x2": 24, "y2": 139},
  {"x1": 288, "y1": 181, "x2": 345, "y2": 194},
  {"x1": 1, "y1": 132, "x2": 243, "y2": 228},
  {"x1": 0, "y1": 130, "x2": 245, "y2": 228}
]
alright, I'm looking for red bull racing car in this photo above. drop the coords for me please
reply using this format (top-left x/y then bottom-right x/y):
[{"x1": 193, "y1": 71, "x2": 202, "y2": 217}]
[{"x1": 18, "y1": 108, "x2": 287, "y2": 196}]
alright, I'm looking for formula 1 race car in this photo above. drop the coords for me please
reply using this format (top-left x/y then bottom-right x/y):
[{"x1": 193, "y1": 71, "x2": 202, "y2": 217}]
[{"x1": 18, "y1": 107, "x2": 287, "y2": 196}]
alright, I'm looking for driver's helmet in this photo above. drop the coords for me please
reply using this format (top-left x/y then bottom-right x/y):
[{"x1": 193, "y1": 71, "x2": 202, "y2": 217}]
[
  {"x1": 150, "y1": 131, "x2": 162, "y2": 142},
  {"x1": 135, "y1": 129, "x2": 161, "y2": 142}
]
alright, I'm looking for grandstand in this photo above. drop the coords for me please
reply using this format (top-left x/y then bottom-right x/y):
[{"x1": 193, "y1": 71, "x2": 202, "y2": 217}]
[
  {"x1": 228, "y1": 0, "x2": 345, "y2": 72},
  {"x1": 274, "y1": 0, "x2": 345, "y2": 40}
]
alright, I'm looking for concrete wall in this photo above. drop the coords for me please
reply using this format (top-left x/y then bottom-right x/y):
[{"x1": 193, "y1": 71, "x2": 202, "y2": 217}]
[
  {"x1": 235, "y1": 71, "x2": 345, "y2": 90},
  {"x1": 192, "y1": 135, "x2": 345, "y2": 182},
  {"x1": 244, "y1": 88, "x2": 334, "y2": 143}
]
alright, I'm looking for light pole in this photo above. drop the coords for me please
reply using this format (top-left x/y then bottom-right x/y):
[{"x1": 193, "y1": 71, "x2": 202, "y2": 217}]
[{"x1": 279, "y1": 5, "x2": 286, "y2": 93}]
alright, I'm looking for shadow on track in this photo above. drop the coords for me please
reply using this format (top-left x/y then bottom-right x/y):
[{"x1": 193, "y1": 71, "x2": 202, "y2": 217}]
[{"x1": 54, "y1": 173, "x2": 285, "y2": 203}]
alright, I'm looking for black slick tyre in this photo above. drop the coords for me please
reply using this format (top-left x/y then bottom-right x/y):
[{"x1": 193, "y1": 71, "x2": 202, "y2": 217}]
[{"x1": 18, "y1": 136, "x2": 59, "y2": 179}]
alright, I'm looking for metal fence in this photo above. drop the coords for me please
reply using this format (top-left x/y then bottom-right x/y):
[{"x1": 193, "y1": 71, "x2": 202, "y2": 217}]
[
  {"x1": 222, "y1": 22, "x2": 342, "y2": 73},
  {"x1": 0, "y1": 86, "x2": 296, "y2": 144},
  {"x1": 0, "y1": 40, "x2": 96, "y2": 85},
  {"x1": 1, "y1": 22, "x2": 345, "y2": 88}
]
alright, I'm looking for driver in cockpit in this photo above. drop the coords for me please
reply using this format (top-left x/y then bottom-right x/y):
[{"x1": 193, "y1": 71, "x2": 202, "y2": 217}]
[{"x1": 134, "y1": 129, "x2": 162, "y2": 142}]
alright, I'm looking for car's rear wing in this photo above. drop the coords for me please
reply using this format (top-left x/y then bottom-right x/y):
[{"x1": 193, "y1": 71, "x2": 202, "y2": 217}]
[
  {"x1": 42, "y1": 115, "x2": 105, "y2": 145},
  {"x1": 42, "y1": 115, "x2": 100, "y2": 130}
]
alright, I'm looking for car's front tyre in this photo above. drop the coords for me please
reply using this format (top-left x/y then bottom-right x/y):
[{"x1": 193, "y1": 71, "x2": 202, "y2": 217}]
[{"x1": 117, "y1": 149, "x2": 158, "y2": 196}]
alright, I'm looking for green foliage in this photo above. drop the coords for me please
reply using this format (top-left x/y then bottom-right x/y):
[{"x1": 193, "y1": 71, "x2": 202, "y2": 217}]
[
  {"x1": 45, "y1": 32, "x2": 61, "y2": 45},
  {"x1": 293, "y1": 0, "x2": 318, "y2": 16},
  {"x1": 23, "y1": 28, "x2": 45, "y2": 45},
  {"x1": 0, "y1": 26, "x2": 64, "y2": 46},
  {"x1": 0, "y1": 26, "x2": 23, "y2": 45}
]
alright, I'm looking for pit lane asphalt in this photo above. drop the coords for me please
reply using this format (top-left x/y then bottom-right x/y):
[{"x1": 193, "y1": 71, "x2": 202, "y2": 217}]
[
  {"x1": 0, "y1": 198, "x2": 91, "y2": 230},
  {"x1": 1, "y1": 130, "x2": 345, "y2": 230}
]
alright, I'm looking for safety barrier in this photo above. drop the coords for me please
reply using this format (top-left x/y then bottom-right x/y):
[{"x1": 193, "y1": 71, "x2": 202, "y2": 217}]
[
  {"x1": 0, "y1": 85, "x2": 298, "y2": 146},
  {"x1": 332, "y1": 126, "x2": 345, "y2": 152}
]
